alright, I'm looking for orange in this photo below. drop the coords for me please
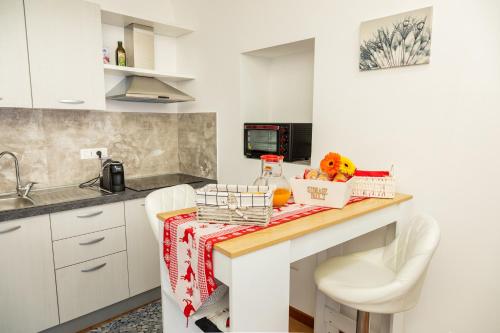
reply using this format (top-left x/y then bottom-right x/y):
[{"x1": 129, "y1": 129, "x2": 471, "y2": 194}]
[{"x1": 273, "y1": 188, "x2": 291, "y2": 207}]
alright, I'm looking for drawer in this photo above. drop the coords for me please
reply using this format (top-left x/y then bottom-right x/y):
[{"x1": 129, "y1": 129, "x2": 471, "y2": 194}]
[
  {"x1": 51, "y1": 202, "x2": 125, "y2": 240},
  {"x1": 56, "y1": 251, "x2": 129, "y2": 323},
  {"x1": 53, "y1": 226, "x2": 126, "y2": 269},
  {"x1": 326, "y1": 321, "x2": 339, "y2": 333},
  {"x1": 324, "y1": 305, "x2": 355, "y2": 333}
]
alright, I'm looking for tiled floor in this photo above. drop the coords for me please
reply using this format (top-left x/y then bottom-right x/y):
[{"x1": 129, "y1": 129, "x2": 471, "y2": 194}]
[
  {"x1": 82, "y1": 300, "x2": 313, "y2": 333},
  {"x1": 83, "y1": 300, "x2": 162, "y2": 333}
]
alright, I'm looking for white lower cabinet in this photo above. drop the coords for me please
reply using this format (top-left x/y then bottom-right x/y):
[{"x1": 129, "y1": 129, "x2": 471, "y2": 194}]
[
  {"x1": 0, "y1": 198, "x2": 162, "y2": 330},
  {"x1": 56, "y1": 251, "x2": 130, "y2": 323},
  {"x1": 125, "y1": 199, "x2": 161, "y2": 296},
  {"x1": 0, "y1": 215, "x2": 59, "y2": 333}
]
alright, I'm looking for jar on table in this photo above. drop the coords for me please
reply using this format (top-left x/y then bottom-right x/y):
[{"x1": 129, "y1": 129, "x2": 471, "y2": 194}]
[{"x1": 253, "y1": 155, "x2": 291, "y2": 207}]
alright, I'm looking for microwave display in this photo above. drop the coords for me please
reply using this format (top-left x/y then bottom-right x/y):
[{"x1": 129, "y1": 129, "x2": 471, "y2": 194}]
[{"x1": 244, "y1": 123, "x2": 312, "y2": 162}]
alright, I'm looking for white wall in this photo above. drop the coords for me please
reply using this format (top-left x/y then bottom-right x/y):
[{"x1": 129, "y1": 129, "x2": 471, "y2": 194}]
[{"x1": 171, "y1": 0, "x2": 500, "y2": 332}]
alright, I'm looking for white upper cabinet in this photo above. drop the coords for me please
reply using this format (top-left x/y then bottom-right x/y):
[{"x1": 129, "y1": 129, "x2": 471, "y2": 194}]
[
  {"x1": 0, "y1": 215, "x2": 59, "y2": 333},
  {"x1": 24, "y1": 0, "x2": 105, "y2": 110},
  {"x1": 0, "y1": 0, "x2": 32, "y2": 108}
]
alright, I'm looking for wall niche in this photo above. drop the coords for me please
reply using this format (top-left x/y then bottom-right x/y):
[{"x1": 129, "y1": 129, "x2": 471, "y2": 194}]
[{"x1": 240, "y1": 38, "x2": 315, "y2": 123}]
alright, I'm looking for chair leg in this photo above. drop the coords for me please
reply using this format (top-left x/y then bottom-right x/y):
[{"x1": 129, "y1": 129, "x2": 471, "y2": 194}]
[{"x1": 356, "y1": 310, "x2": 370, "y2": 333}]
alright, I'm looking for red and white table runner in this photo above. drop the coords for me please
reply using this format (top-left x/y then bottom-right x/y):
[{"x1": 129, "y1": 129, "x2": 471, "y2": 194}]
[{"x1": 162, "y1": 199, "x2": 364, "y2": 323}]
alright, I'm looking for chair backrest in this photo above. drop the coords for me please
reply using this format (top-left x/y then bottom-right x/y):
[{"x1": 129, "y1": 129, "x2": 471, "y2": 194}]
[
  {"x1": 382, "y1": 214, "x2": 440, "y2": 305},
  {"x1": 144, "y1": 184, "x2": 196, "y2": 242},
  {"x1": 394, "y1": 214, "x2": 440, "y2": 273},
  {"x1": 375, "y1": 214, "x2": 440, "y2": 311}
]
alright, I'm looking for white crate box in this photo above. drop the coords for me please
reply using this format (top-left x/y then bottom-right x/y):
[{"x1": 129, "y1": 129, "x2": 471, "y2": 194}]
[{"x1": 290, "y1": 177, "x2": 353, "y2": 209}]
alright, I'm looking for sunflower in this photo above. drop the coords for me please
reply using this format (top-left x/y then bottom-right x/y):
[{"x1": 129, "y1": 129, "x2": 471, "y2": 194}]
[
  {"x1": 339, "y1": 155, "x2": 356, "y2": 176},
  {"x1": 320, "y1": 152, "x2": 341, "y2": 177}
]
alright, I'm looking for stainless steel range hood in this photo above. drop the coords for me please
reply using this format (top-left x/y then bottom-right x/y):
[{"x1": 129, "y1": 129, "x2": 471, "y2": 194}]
[{"x1": 106, "y1": 76, "x2": 195, "y2": 103}]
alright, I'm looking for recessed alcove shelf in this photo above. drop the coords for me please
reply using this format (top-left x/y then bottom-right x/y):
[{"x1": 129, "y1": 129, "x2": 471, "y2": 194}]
[
  {"x1": 240, "y1": 38, "x2": 315, "y2": 166},
  {"x1": 243, "y1": 38, "x2": 315, "y2": 58},
  {"x1": 240, "y1": 38, "x2": 315, "y2": 123}
]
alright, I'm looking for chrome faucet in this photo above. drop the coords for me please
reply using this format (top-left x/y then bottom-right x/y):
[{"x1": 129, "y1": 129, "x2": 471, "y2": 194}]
[{"x1": 0, "y1": 151, "x2": 36, "y2": 198}]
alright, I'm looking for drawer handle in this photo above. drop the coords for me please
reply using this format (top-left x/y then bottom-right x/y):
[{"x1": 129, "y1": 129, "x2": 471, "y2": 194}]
[
  {"x1": 81, "y1": 263, "x2": 106, "y2": 273},
  {"x1": 79, "y1": 236, "x2": 105, "y2": 246},
  {"x1": 140, "y1": 203, "x2": 145, "y2": 207},
  {"x1": 59, "y1": 99, "x2": 84, "y2": 105},
  {"x1": 77, "y1": 211, "x2": 103, "y2": 218},
  {"x1": 0, "y1": 225, "x2": 21, "y2": 234}
]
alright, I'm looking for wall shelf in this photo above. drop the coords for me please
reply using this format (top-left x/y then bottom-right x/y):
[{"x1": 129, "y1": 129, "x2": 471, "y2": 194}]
[
  {"x1": 103, "y1": 64, "x2": 195, "y2": 82},
  {"x1": 101, "y1": 9, "x2": 193, "y2": 38}
]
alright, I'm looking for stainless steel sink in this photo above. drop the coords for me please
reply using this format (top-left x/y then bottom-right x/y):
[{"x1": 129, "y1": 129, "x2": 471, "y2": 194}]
[
  {"x1": 0, "y1": 185, "x2": 113, "y2": 214},
  {"x1": 0, "y1": 196, "x2": 35, "y2": 212}
]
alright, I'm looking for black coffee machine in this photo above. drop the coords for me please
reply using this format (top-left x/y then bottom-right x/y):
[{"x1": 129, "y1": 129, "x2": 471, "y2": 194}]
[{"x1": 100, "y1": 159, "x2": 125, "y2": 193}]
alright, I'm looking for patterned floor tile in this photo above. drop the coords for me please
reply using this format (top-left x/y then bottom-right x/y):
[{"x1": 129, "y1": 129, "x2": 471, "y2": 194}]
[{"x1": 88, "y1": 300, "x2": 162, "y2": 333}]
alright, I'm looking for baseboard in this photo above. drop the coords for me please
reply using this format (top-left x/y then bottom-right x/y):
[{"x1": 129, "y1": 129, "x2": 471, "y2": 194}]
[{"x1": 289, "y1": 306, "x2": 315, "y2": 328}]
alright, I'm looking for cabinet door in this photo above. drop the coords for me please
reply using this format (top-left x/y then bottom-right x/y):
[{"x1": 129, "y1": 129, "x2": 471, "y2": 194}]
[
  {"x1": 125, "y1": 199, "x2": 161, "y2": 296},
  {"x1": 0, "y1": 0, "x2": 32, "y2": 108},
  {"x1": 24, "y1": 0, "x2": 105, "y2": 110},
  {"x1": 56, "y1": 251, "x2": 129, "y2": 323},
  {"x1": 0, "y1": 215, "x2": 59, "y2": 333}
]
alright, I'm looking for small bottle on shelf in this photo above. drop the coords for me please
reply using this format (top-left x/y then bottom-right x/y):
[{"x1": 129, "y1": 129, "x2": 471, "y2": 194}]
[{"x1": 115, "y1": 41, "x2": 126, "y2": 67}]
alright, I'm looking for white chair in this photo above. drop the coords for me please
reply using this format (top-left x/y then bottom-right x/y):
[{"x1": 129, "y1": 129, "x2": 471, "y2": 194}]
[
  {"x1": 314, "y1": 214, "x2": 440, "y2": 333},
  {"x1": 145, "y1": 185, "x2": 197, "y2": 333},
  {"x1": 145, "y1": 184, "x2": 229, "y2": 333},
  {"x1": 145, "y1": 184, "x2": 196, "y2": 243}
]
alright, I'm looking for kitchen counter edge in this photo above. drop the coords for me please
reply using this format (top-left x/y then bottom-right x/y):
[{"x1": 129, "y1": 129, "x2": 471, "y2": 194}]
[{"x1": 0, "y1": 179, "x2": 216, "y2": 223}]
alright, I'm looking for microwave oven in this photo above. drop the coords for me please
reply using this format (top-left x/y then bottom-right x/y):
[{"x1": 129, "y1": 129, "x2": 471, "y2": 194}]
[{"x1": 244, "y1": 123, "x2": 312, "y2": 162}]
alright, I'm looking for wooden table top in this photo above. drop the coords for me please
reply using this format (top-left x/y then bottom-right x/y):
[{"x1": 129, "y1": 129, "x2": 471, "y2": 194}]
[{"x1": 157, "y1": 193, "x2": 412, "y2": 258}]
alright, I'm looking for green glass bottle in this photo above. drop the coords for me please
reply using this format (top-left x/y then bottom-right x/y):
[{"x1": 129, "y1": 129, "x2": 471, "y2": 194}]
[{"x1": 115, "y1": 41, "x2": 126, "y2": 67}]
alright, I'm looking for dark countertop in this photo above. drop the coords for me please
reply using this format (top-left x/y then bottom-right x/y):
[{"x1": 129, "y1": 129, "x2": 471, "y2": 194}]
[{"x1": 0, "y1": 174, "x2": 216, "y2": 223}]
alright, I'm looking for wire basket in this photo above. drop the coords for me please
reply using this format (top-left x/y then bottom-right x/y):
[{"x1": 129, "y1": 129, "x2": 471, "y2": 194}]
[
  {"x1": 351, "y1": 167, "x2": 396, "y2": 199},
  {"x1": 195, "y1": 184, "x2": 275, "y2": 226}
]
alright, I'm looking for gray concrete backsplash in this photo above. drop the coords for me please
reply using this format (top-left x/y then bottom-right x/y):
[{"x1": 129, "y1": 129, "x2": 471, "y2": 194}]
[{"x1": 0, "y1": 108, "x2": 217, "y2": 193}]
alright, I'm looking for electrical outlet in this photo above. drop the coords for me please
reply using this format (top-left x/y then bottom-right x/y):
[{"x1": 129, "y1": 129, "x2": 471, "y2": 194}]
[{"x1": 80, "y1": 148, "x2": 108, "y2": 160}]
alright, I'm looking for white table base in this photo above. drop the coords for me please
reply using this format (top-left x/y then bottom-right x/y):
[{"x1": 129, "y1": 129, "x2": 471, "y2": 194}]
[{"x1": 163, "y1": 200, "x2": 411, "y2": 332}]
